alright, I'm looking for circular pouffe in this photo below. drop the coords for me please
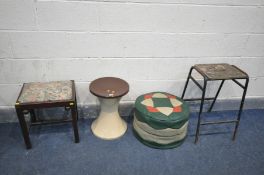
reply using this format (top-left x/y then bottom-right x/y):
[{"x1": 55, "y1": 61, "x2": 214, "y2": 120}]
[{"x1": 133, "y1": 92, "x2": 189, "y2": 149}]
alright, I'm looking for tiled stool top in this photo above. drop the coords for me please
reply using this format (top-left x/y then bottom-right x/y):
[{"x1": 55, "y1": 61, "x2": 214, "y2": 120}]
[
  {"x1": 194, "y1": 63, "x2": 248, "y2": 80},
  {"x1": 18, "y1": 80, "x2": 73, "y2": 103}
]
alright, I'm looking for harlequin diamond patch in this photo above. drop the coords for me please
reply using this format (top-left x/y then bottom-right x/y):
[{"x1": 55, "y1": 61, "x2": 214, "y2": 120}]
[{"x1": 140, "y1": 92, "x2": 182, "y2": 116}]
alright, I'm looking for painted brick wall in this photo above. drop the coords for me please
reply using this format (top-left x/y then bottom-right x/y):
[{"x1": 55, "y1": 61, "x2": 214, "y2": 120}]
[{"x1": 0, "y1": 0, "x2": 264, "y2": 110}]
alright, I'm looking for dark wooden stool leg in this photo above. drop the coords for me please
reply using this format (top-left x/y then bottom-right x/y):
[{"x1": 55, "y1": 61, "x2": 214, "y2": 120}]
[
  {"x1": 30, "y1": 109, "x2": 37, "y2": 123},
  {"x1": 71, "y1": 105, "x2": 80, "y2": 143},
  {"x1": 232, "y1": 78, "x2": 249, "y2": 140},
  {"x1": 195, "y1": 79, "x2": 207, "y2": 144},
  {"x1": 16, "y1": 108, "x2": 32, "y2": 149},
  {"x1": 181, "y1": 67, "x2": 194, "y2": 99},
  {"x1": 75, "y1": 97, "x2": 79, "y2": 120}
]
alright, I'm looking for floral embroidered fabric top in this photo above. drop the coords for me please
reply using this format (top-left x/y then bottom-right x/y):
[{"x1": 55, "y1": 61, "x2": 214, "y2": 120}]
[{"x1": 18, "y1": 81, "x2": 73, "y2": 103}]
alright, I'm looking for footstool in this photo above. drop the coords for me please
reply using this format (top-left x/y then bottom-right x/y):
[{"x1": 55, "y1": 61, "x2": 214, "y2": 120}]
[
  {"x1": 133, "y1": 92, "x2": 189, "y2": 149},
  {"x1": 15, "y1": 80, "x2": 79, "y2": 149}
]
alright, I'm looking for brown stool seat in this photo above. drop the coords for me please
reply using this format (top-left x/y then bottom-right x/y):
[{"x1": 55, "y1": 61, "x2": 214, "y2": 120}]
[{"x1": 90, "y1": 77, "x2": 129, "y2": 98}]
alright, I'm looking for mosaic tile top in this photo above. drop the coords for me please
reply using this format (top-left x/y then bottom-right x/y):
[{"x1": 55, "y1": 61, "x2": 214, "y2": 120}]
[{"x1": 194, "y1": 63, "x2": 248, "y2": 80}]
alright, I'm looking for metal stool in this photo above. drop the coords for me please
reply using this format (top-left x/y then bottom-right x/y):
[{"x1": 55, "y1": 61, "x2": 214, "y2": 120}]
[{"x1": 181, "y1": 63, "x2": 249, "y2": 143}]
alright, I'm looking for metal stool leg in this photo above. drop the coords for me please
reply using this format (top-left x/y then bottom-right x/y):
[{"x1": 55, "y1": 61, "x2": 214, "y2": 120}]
[
  {"x1": 16, "y1": 108, "x2": 32, "y2": 149},
  {"x1": 181, "y1": 67, "x2": 194, "y2": 99},
  {"x1": 71, "y1": 105, "x2": 80, "y2": 143},
  {"x1": 195, "y1": 79, "x2": 207, "y2": 144},
  {"x1": 232, "y1": 78, "x2": 249, "y2": 140},
  {"x1": 208, "y1": 80, "x2": 225, "y2": 112}
]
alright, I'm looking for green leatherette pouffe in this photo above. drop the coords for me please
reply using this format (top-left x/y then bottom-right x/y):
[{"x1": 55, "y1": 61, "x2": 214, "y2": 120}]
[{"x1": 133, "y1": 92, "x2": 189, "y2": 149}]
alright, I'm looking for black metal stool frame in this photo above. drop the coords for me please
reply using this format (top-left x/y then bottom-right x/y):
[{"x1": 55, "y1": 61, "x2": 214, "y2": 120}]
[{"x1": 181, "y1": 65, "x2": 249, "y2": 143}]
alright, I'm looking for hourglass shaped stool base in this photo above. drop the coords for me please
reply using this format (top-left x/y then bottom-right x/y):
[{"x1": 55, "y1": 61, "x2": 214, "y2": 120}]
[
  {"x1": 91, "y1": 98, "x2": 127, "y2": 140},
  {"x1": 89, "y1": 77, "x2": 129, "y2": 140}
]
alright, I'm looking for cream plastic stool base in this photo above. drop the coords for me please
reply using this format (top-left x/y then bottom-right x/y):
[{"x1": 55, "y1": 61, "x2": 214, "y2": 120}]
[{"x1": 91, "y1": 97, "x2": 127, "y2": 140}]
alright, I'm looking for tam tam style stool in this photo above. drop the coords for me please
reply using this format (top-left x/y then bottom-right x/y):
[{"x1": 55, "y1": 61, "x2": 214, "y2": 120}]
[
  {"x1": 89, "y1": 77, "x2": 129, "y2": 140},
  {"x1": 133, "y1": 92, "x2": 190, "y2": 149},
  {"x1": 15, "y1": 80, "x2": 79, "y2": 149},
  {"x1": 181, "y1": 63, "x2": 249, "y2": 143}
]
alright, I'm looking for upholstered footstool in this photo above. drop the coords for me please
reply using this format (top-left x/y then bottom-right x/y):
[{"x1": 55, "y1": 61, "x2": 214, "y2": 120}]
[
  {"x1": 15, "y1": 80, "x2": 79, "y2": 149},
  {"x1": 133, "y1": 92, "x2": 189, "y2": 149}
]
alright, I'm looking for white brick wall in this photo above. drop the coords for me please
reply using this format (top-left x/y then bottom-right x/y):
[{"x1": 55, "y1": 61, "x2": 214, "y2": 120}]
[{"x1": 0, "y1": 0, "x2": 264, "y2": 108}]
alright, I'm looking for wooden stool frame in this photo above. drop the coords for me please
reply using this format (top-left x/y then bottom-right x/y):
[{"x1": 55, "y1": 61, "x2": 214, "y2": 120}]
[
  {"x1": 15, "y1": 80, "x2": 79, "y2": 149},
  {"x1": 181, "y1": 65, "x2": 249, "y2": 143}
]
